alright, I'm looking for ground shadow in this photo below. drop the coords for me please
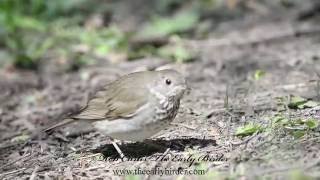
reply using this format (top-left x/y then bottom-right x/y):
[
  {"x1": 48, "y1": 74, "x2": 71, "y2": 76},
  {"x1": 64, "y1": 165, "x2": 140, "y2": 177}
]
[{"x1": 92, "y1": 137, "x2": 216, "y2": 158}]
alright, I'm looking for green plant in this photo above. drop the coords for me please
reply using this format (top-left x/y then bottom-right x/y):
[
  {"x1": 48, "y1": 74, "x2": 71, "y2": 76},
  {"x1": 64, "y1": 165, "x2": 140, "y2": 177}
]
[
  {"x1": 271, "y1": 114, "x2": 319, "y2": 139},
  {"x1": 0, "y1": 0, "x2": 89, "y2": 69},
  {"x1": 236, "y1": 123, "x2": 263, "y2": 137},
  {"x1": 253, "y1": 69, "x2": 266, "y2": 80}
]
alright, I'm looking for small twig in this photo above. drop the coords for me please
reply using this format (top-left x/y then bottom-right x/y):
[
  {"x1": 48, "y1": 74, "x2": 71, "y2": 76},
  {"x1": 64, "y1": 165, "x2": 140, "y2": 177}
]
[
  {"x1": 231, "y1": 131, "x2": 259, "y2": 146},
  {"x1": 84, "y1": 165, "x2": 107, "y2": 171},
  {"x1": 69, "y1": 146, "x2": 77, "y2": 152}
]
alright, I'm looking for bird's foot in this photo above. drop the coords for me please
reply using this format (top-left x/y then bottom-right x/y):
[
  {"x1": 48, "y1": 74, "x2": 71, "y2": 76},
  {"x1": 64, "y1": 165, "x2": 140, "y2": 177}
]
[{"x1": 111, "y1": 141, "x2": 125, "y2": 159}]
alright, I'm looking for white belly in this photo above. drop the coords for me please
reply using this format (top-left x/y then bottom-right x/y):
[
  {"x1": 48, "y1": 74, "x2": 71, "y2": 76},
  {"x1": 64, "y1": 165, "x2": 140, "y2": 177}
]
[
  {"x1": 92, "y1": 102, "x2": 171, "y2": 141},
  {"x1": 92, "y1": 118, "x2": 170, "y2": 141}
]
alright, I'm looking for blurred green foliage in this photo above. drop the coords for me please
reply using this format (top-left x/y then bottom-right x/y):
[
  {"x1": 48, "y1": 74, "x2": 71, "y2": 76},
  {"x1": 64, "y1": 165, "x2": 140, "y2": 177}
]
[
  {"x1": 137, "y1": 10, "x2": 199, "y2": 39},
  {"x1": 0, "y1": 0, "x2": 89, "y2": 69},
  {"x1": 0, "y1": 0, "x2": 127, "y2": 70},
  {"x1": 0, "y1": 0, "x2": 247, "y2": 70},
  {"x1": 158, "y1": 36, "x2": 195, "y2": 63}
]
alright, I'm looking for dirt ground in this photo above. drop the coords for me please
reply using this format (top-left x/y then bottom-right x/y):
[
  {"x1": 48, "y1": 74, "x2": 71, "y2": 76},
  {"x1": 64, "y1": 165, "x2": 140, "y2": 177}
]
[{"x1": 1, "y1": 1, "x2": 320, "y2": 179}]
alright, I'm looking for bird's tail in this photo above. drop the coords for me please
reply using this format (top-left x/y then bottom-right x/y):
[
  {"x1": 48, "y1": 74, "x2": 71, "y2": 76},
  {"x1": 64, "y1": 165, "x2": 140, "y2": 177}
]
[{"x1": 43, "y1": 118, "x2": 75, "y2": 132}]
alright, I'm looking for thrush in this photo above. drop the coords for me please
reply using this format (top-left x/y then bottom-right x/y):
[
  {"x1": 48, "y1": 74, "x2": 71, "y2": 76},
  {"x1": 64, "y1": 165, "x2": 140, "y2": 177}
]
[{"x1": 45, "y1": 69, "x2": 187, "y2": 157}]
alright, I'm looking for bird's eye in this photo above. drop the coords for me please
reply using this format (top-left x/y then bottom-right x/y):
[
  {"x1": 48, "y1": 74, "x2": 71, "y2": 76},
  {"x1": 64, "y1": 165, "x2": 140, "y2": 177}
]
[{"x1": 165, "y1": 79, "x2": 171, "y2": 85}]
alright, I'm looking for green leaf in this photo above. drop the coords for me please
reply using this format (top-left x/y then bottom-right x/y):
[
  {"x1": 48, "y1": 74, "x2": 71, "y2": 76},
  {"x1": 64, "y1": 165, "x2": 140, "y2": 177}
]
[
  {"x1": 305, "y1": 119, "x2": 319, "y2": 129},
  {"x1": 236, "y1": 123, "x2": 262, "y2": 136},
  {"x1": 253, "y1": 69, "x2": 266, "y2": 80},
  {"x1": 272, "y1": 115, "x2": 289, "y2": 126},
  {"x1": 288, "y1": 95, "x2": 308, "y2": 109},
  {"x1": 288, "y1": 95, "x2": 319, "y2": 109},
  {"x1": 299, "y1": 101, "x2": 319, "y2": 109},
  {"x1": 292, "y1": 130, "x2": 305, "y2": 139}
]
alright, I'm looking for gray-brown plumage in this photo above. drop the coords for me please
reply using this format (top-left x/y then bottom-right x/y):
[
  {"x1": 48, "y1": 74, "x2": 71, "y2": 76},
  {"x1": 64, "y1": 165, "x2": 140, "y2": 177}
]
[{"x1": 45, "y1": 69, "x2": 187, "y2": 142}]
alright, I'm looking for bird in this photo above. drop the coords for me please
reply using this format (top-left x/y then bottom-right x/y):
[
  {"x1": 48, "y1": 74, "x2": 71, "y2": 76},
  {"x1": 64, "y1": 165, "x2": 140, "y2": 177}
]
[{"x1": 45, "y1": 69, "x2": 187, "y2": 157}]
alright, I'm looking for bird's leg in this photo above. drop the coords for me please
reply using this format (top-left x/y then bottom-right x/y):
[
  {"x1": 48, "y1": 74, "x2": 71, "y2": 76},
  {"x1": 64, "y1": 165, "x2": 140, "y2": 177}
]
[{"x1": 110, "y1": 139, "x2": 125, "y2": 158}]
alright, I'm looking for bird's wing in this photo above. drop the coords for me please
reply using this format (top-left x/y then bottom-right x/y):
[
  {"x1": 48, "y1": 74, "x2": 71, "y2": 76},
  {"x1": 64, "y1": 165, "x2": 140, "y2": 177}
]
[
  {"x1": 44, "y1": 71, "x2": 155, "y2": 132},
  {"x1": 44, "y1": 85, "x2": 148, "y2": 132},
  {"x1": 72, "y1": 84, "x2": 149, "y2": 120}
]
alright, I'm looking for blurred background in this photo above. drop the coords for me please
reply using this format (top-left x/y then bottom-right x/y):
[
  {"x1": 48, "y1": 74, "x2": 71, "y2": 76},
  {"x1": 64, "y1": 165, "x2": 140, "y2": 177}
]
[
  {"x1": 0, "y1": 0, "x2": 317, "y2": 72},
  {"x1": 2, "y1": 0, "x2": 320, "y2": 179}
]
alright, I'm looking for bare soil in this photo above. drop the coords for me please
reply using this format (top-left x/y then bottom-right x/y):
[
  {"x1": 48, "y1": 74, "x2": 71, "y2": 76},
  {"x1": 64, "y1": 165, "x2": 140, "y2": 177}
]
[{"x1": 1, "y1": 1, "x2": 320, "y2": 179}]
